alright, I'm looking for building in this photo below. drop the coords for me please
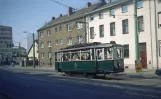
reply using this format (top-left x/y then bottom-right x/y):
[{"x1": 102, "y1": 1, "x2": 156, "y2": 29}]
[
  {"x1": 27, "y1": 40, "x2": 38, "y2": 60},
  {"x1": 0, "y1": 25, "x2": 12, "y2": 64},
  {"x1": 12, "y1": 47, "x2": 27, "y2": 63},
  {"x1": 86, "y1": 0, "x2": 161, "y2": 69},
  {"x1": 37, "y1": 0, "x2": 107, "y2": 66}
]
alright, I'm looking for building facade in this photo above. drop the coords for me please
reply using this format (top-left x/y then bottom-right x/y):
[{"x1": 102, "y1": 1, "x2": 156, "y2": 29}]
[
  {"x1": 37, "y1": 0, "x2": 106, "y2": 67},
  {"x1": 86, "y1": 0, "x2": 161, "y2": 69},
  {"x1": 0, "y1": 25, "x2": 12, "y2": 64}
]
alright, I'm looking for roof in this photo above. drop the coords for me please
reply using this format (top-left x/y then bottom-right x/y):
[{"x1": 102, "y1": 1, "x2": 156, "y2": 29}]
[
  {"x1": 85, "y1": 0, "x2": 132, "y2": 15},
  {"x1": 37, "y1": 2, "x2": 106, "y2": 31}
]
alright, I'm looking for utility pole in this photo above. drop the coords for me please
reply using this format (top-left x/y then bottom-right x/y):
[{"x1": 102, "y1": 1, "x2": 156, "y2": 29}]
[
  {"x1": 134, "y1": 0, "x2": 141, "y2": 71},
  {"x1": 154, "y1": 0, "x2": 159, "y2": 69},
  {"x1": 33, "y1": 33, "x2": 35, "y2": 68},
  {"x1": 19, "y1": 42, "x2": 21, "y2": 66},
  {"x1": 49, "y1": 47, "x2": 52, "y2": 67}
]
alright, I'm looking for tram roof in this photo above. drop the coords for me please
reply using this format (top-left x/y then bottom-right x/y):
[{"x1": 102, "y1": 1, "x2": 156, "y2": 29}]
[{"x1": 55, "y1": 42, "x2": 123, "y2": 53}]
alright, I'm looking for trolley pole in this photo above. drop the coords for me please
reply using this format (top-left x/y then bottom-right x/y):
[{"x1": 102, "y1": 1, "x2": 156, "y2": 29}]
[
  {"x1": 33, "y1": 33, "x2": 35, "y2": 68},
  {"x1": 154, "y1": 0, "x2": 159, "y2": 69},
  {"x1": 134, "y1": 0, "x2": 141, "y2": 70}
]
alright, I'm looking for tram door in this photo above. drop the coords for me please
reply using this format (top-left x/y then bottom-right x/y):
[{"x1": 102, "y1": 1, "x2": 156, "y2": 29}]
[{"x1": 139, "y1": 43, "x2": 147, "y2": 69}]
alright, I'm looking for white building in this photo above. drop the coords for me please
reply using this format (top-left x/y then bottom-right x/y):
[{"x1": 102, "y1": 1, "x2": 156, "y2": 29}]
[
  {"x1": 0, "y1": 25, "x2": 13, "y2": 63},
  {"x1": 86, "y1": 0, "x2": 161, "y2": 69},
  {"x1": 27, "y1": 40, "x2": 39, "y2": 60}
]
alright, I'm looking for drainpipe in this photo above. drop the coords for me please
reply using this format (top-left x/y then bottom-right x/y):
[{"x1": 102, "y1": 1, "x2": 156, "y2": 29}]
[
  {"x1": 149, "y1": 0, "x2": 153, "y2": 68},
  {"x1": 154, "y1": 0, "x2": 159, "y2": 69}
]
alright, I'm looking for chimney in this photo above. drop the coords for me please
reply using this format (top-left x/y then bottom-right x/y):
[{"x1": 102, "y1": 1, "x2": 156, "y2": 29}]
[
  {"x1": 59, "y1": 14, "x2": 62, "y2": 17},
  {"x1": 52, "y1": 17, "x2": 55, "y2": 20},
  {"x1": 86, "y1": 2, "x2": 91, "y2": 8},
  {"x1": 68, "y1": 7, "x2": 73, "y2": 16}
]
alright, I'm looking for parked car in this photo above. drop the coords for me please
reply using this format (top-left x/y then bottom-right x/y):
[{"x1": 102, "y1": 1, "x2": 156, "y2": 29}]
[{"x1": 155, "y1": 69, "x2": 161, "y2": 76}]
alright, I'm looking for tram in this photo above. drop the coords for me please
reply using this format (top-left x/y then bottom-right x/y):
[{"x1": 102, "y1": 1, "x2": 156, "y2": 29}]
[{"x1": 55, "y1": 41, "x2": 124, "y2": 75}]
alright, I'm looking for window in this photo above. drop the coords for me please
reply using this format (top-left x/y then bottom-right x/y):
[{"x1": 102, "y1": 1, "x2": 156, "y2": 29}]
[
  {"x1": 47, "y1": 30, "x2": 51, "y2": 36},
  {"x1": 138, "y1": 16, "x2": 144, "y2": 32},
  {"x1": 137, "y1": 0, "x2": 143, "y2": 9},
  {"x1": 158, "y1": 12, "x2": 161, "y2": 28},
  {"x1": 55, "y1": 27, "x2": 58, "y2": 33},
  {"x1": 67, "y1": 24, "x2": 72, "y2": 31},
  {"x1": 122, "y1": 5, "x2": 128, "y2": 13},
  {"x1": 99, "y1": 13, "x2": 103, "y2": 19},
  {"x1": 90, "y1": 16, "x2": 94, "y2": 21},
  {"x1": 60, "y1": 39, "x2": 63, "y2": 45},
  {"x1": 77, "y1": 22, "x2": 83, "y2": 29},
  {"x1": 40, "y1": 42, "x2": 44, "y2": 48},
  {"x1": 99, "y1": 25, "x2": 104, "y2": 37},
  {"x1": 41, "y1": 53, "x2": 44, "y2": 58},
  {"x1": 77, "y1": 36, "x2": 83, "y2": 43},
  {"x1": 90, "y1": 27, "x2": 94, "y2": 39},
  {"x1": 110, "y1": 9, "x2": 115, "y2": 16},
  {"x1": 67, "y1": 37, "x2": 72, "y2": 45},
  {"x1": 59, "y1": 26, "x2": 62, "y2": 32},
  {"x1": 56, "y1": 40, "x2": 58, "y2": 45},
  {"x1": 48, "y1": 52, "x2": 52, "y2": 59},
  {"x1": 123, "y1": 45, "x2": 129, "y2": 58},
  {"x1": 159, "y1": 40, "x2": 161, "y2": 57},
  {"x1": 48, "y1": 41, "x2": 51, "y2": 47},
  {"x1": 40, "y1": 32, "x2": 44, "y2": 38},
  {"x1": 110, "y1": 22, "x2": 115, "y2": 36},
  {"x1": 122, "y1": 19, "x2": 129, "y2": 34}
]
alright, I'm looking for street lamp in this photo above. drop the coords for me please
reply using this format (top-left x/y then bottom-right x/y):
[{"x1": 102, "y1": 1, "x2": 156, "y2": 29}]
[{"x1": 23, "y1": 31, "x2": 35, "y2": 68}]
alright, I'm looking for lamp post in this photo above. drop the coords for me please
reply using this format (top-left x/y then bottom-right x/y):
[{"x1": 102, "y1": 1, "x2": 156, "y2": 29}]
[
  {"x1": 24, "y1": 31, "x2": 35, "y2": 68},
  {"x1": 49, "y1": 47, "x2": 52, "y2": 67},
  {"x1": 153, "y1": 0, "x2": 159, "y2": 69}
]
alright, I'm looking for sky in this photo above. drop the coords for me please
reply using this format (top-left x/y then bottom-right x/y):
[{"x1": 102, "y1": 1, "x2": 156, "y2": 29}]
[{"x1": 0, "y1": 0, "x2": 107, "y2": 51}]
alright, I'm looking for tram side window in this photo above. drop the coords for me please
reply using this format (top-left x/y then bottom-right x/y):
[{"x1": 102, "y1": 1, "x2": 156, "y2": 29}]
[
  {"x1": 114, "y1": 47, "x2": 123, "y2": 59},
  {"x1": 81, "y1": 50, "x2": 91, "y2": 60},
  {"x1": 71, "y1": 52, "x2": 80, "y2": 61},
  {"x1": 96, "y1": 49, "x2": 104, "y2": 60},
  {"x1": 63, "y1": 53, "x2": 70, "y2": 61},
  {"x1": 105, "y1": 48, "x2": 112, "y2": 59}
]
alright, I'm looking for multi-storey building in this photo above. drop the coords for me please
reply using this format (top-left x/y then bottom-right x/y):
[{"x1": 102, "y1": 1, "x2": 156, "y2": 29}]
[
  {"x1": 86, "y1": 0, "x2": 161, "y2": 69},
  {"x1": 0, "y1": 25, "x2": 13, "y2": 64},
  {"x1": 37, "y1": 0, "x2": 107, "y2": 67}
]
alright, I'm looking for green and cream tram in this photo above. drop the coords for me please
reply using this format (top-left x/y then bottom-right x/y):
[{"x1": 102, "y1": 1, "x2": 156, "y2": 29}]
[{"x1": 55, "y1": 42, "x2": 124, "y2": 75}]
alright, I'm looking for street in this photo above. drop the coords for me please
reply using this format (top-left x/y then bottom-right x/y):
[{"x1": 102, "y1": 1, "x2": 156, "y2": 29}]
[{"x1": 0, "y1": 67, "x2": 161, "y2": 99}]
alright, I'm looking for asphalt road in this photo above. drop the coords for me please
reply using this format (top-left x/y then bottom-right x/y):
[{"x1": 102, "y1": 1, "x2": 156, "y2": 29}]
[{"x1": 0, "y1": 69, "x2": 161, "y2": 99}]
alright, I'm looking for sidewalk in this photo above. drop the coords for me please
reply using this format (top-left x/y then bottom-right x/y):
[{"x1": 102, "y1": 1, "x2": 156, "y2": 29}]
[
  {"x1": 123, "y1": 68, "x2": 159, "y2": 79},
  {"x1": 9, "y1": 65, "x2": 55, "y2": 72},
  {"x1": 7, "y1": 65, "x2": 160, "y2": 79}
]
